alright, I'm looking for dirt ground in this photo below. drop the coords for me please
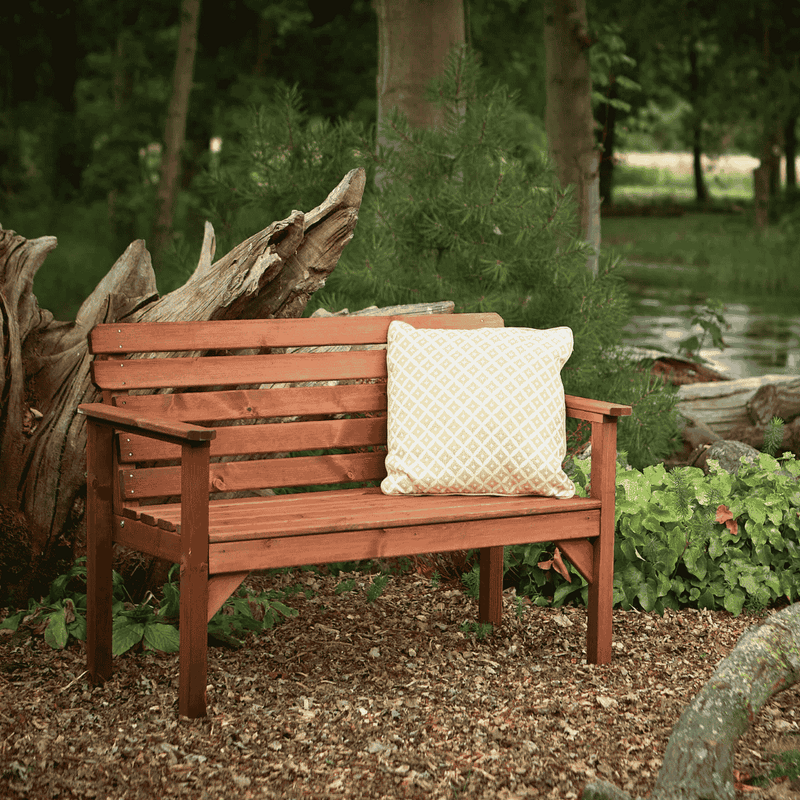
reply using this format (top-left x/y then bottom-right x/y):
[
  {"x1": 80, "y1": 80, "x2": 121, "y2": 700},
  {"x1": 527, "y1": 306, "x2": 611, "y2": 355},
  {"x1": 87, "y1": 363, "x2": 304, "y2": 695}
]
[{"x1": 2, "y1": 568, "x2": 800, "y2": 800}]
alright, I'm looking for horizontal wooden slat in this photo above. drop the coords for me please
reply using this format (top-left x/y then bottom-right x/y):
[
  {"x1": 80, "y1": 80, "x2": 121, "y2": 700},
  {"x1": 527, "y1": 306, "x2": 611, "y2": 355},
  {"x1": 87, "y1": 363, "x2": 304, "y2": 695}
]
[
  {"x1": 565, "y1": 395, "x2": 632, "y2": 418},
  {"x1": 112, "y1": 515, "x2": 181, "y2": 562},
  {"x1": 89, "y1": 313, "x2": 505, "y2": 354},
  {"x1": 208, "y1": 509, "x2": 601, "y2": 574},
  {"x1": 113, "y1": 383, "x2": 387, "y2": 422},
  {"x1": 92, "y1": 350, "x2": 387, "y2": 391},
  {"x1": 79, "y1": 403, "x2": 215, "y2": 443},
  {"x1": 118, "y1": 417, "x2": 387, "y2": 462},
  {"x1": 130, "y1": 488, "x2": 601, "y2": 539},
  {"x1": 121, "y1": 452, "x2": 387, "y2": 498}
]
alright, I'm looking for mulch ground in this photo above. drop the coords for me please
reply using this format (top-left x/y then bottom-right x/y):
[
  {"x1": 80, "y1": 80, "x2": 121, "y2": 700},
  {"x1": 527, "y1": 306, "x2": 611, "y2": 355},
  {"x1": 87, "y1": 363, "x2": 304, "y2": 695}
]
[{"x1": 2, "y1": 568, "x2": 800, "y2": 799}]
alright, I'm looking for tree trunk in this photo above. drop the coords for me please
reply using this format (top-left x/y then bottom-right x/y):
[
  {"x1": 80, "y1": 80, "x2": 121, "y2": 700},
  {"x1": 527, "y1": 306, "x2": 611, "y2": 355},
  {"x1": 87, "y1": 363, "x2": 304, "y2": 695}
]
[
  {"x1": 583, "y1": 602, "x2": 800, "y2": 800},
  {"x1": 0, "y1": 168, "x2": 366, "y2": 604},
  {"x1": 597, "y1": 81, "x2": 618, "y2": 209},
  {"x1": 543, "y1": 0, "x2": 600, "y2": 275},
  {"x1": 687, "y1": 42, "x2": 708, "y2": 205},
  {"x1": 373, "y1": 0, "x2": 465, "y2": 148},
  {"x1": 785, "y1": 116, "x2": 797, "y2": 194},
  {"x1": 152, "y1": 0, "x2": 202, "y2": 265}
]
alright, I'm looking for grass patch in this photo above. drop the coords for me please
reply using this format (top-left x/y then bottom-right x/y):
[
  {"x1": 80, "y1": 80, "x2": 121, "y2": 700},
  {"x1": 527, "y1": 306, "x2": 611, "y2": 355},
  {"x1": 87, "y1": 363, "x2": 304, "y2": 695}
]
[
  {"x1": 612, "y1": 162, "x2": 753, "y2": 205},
  {"x1": 602, "y1": 208, "x2": 800, "y2": 302},
  {"x1": 749, "y1": 743, "x2": 800, "y2": 788}
]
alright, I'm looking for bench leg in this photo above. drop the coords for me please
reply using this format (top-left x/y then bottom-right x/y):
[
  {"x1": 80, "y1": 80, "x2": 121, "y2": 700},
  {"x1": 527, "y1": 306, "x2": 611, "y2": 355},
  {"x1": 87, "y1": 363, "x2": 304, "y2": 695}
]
[
  {"x1": 478, "y1": 546, "x2": 504, "y2": 627},
  {"x1": 86, "y1": 420, "x2": 114, "y2": 685},
  {"x1": 587, "y1": 419, "x2": 616, "y2": 664},
  {"x1": 179, "y1": 442, "x2": 210, "y2": 718}
]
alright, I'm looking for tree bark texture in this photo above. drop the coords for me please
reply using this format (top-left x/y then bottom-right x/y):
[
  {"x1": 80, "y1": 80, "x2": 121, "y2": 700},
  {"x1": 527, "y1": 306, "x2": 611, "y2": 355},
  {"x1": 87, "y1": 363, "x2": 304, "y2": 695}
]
[
  {"x1": 152, "y1": 0, "x2": 202, "y2": 263},
  {"x1": 544, "y1": 0, "x2": 600, "y2": 275},
  {"x1": 0, "y1": 168, "x2": 365, "y2": 603},
  {"x1": 373, "y1": 0, "x2": 465, "y2": 147},
  {"x1": 785, "y1": 116, "x2": 797, "y2": 192},
  {"x1": 582, "y1": 602, "x2": 800, "y2": 800}
]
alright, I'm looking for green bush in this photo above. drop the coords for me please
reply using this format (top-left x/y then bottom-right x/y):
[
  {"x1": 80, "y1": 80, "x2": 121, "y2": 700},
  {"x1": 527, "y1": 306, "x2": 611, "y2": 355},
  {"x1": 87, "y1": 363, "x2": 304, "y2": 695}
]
[{"x1": 506, "y1": 452, "x2": 800, "y2": 615}]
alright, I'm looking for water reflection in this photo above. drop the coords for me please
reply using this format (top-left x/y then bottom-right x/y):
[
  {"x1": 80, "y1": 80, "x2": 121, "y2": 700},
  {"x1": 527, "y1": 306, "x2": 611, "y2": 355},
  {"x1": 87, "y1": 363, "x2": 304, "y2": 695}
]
[{"x1": 622, "y1": 292, "x2": 800, "y2": 379}]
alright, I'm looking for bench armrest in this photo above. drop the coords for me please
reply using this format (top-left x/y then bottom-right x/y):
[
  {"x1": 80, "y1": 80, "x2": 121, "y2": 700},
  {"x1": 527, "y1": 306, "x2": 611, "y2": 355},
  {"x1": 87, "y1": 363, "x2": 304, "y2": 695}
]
[
  {"x1": 78, "y1": 403, "x2": 216, "y2": 445},
  {"x1": 565, "y1": 395, "x2": 632, "y2": 422}
]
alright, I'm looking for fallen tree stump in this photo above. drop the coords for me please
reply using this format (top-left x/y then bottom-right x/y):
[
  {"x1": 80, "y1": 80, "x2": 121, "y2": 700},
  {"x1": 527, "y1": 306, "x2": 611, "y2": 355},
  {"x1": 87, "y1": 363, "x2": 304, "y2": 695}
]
[
  {"x1": 0, "y1": 168, "x2": 365, "y2": 602},
  {"x1": 582, "y1": 602, "x2": 800, "y2": 800}
]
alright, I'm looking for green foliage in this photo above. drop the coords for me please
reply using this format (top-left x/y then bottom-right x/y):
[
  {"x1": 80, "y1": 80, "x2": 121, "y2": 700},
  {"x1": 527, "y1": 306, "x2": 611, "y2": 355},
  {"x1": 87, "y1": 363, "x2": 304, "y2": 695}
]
[
  {"x1": 459, "y1": 621, "x2": 494, "y2": 640},
  {"x1": 677, "y1": 299, "x2": 728, "y2": 361},
  {"x1": 366, "y1": 574, "x2": 390, "y2": 603},
  {"x1": 749, "y1": 747, "x2": 800, "y2": 787},
  {"x1": 507, "y1": 452, "x2": 800, "y2": 616},
  {"x1": 0, "y1": 560, "x2": 297, "y2": 654},
  {"x1": 196, "y1": 83, "x2": 371, "y2": 263},
  {"x1": 763, "y1": 417, "x2": 786, "y2": 457},
  {"x1": 461, "y1": 564, "x2": 481, "y2": 600},
  {"x1": 201, "y1": 49, "x2": 678, "y2": 468}
]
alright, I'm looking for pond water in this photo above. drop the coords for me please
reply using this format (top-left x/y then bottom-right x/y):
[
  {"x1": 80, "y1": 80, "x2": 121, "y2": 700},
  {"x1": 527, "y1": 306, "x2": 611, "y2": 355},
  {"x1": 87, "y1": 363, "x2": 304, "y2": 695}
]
[{"x1": 621, "y1": 267, "x2": 800, "y2": 380}]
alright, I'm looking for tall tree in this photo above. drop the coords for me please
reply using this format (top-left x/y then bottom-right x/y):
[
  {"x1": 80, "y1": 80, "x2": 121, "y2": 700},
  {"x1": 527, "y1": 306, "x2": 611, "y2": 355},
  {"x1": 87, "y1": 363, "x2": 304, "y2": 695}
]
[
  {"x1": 373, "y1": 0, "x2": 465, "y2": 148},
  {"x1": 152, "y1": 0, "x2": 202, "y2": 265},
  {"x1": 543, "y1": 0, "x2": 600, "y2": 275}
]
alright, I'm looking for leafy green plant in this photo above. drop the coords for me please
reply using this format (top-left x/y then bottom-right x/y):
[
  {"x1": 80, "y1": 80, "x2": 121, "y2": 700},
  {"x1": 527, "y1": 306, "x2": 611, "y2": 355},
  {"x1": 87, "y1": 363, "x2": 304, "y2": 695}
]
[
  {"x1": 506, "y1": 452, "x2": 800, "y2": 616},
  {"x1": 677, "y1": 298, "x2": 728, "y2": 361},
  {"x1": 0, "y1": 560, "x2": 297, "y2": 654},
  {"x1": 459, "y1": 621, "x2": 493, "y2": 640},
  {"x1": 461, "y1": 564, "x2": 481, "y2": 599},
  {"x1": 763, "y1": 416, "x2": 786, "y2": 456},
  {"x1": 207, "y1": 582, "x2": 298, "y2": 649},
  {"x1": 365, "y1": 574, "x2": 390, "y2": 603}
]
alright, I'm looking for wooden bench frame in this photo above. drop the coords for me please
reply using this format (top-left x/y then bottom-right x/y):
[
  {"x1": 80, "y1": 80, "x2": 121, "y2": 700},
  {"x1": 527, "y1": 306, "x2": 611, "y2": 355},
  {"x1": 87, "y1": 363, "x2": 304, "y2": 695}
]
[{"x1": 78, "y1": 313, "x2": 631, "y2": 718}]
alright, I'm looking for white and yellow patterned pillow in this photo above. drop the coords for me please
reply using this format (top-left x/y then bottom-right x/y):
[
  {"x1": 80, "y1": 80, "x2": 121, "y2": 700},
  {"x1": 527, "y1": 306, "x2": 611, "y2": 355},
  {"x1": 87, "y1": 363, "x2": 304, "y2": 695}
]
[{"x1": 380, "y1": 321, "x2": 575, "y2": 498}]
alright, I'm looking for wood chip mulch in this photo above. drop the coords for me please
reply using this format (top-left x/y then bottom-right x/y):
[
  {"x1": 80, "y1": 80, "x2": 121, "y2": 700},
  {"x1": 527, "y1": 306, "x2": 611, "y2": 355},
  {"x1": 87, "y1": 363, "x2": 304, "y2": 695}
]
[{"x1": 2, "y1": 568, "x2": 799, "y2": 799}]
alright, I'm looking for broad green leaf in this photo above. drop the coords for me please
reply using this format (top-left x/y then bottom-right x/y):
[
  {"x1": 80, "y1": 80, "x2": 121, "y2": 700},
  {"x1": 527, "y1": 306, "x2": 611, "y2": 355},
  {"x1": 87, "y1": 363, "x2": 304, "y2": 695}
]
[
  {"x1": 723, "y1": 589, "x2": 745, "y2": 616},
  {"x1": 708, "y1": 535, "x2": 724, "y2": 560},
  {"x1": 112, "y1": 619, "x2": 145, "y2": 656},
  {"x1": 744, "y1": 497, "x2": 767, "y2": 526},
  {"x1": 637, "y1": 580, "x2": 658, "y2": 612},
  {"x1": 143, "y1": 622, "x2": 180, "y2": 653},
  {"x1": 683, "y1": 546, "x2": 707, "y2": 581},
  {"x1": 44, "y1": 609, "x2": 68, "y2": 649},
  {"x1": 759, "y1": 453, "x2": 780, "y2": 473},
  {"x1": 696, "y1": 588, "x2": 714, "y2": 608},
  {"x1": 68, "y1": 614, "x2": 87, "y2": 642},
  {"x1": 738, "y1": 571, "x2": 761, "y2": 596},
  {"x1": 0, "y1": 611, "x2": 24, "y2": 631}
]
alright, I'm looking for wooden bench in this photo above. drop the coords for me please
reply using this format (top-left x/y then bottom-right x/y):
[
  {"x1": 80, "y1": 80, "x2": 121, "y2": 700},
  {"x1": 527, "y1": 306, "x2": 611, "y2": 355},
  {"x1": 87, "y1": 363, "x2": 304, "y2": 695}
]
[{"x1": 78, "y1": 313, "x2": 632, "y2": 718}]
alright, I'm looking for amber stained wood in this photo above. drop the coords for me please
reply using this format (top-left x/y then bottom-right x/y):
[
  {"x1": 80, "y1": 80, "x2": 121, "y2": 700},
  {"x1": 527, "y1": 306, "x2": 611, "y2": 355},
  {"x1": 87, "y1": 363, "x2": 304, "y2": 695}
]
[
  {"x1": 92, "y1": 350, "x2": 387, "y2": 391},
  {"x1": 117, "y1": 416, "x2": 387, "y2": 463},
  {"x1": 127, "y1": 490, "x2": 601, "y2": 539},
  {"x1": 122, "y1": 452, "x2": 388, "y2": 499},
  {"x1": 209, "y1": 510, "x2": 601, "y2": 574},
  {"x1": 89, "y1": 312, "x2": 504, "y2": 354},
  {"x1": 113, "y1": 383, "x2": 387, "y2": 423}
]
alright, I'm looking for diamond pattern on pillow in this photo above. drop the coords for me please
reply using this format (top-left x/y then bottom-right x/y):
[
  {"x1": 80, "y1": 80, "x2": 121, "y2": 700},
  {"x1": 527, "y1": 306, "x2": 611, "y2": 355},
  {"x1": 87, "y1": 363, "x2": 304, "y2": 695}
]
[{"x1": 380, "y1": 321, "x2": 575, "y2": 498}]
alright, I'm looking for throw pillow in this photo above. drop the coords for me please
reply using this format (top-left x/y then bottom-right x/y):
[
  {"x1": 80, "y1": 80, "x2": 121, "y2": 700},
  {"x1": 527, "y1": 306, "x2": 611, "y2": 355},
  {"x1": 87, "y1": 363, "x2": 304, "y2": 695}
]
[{"x1": 380, "y1": 320, "x2": 575, "y2": 498}]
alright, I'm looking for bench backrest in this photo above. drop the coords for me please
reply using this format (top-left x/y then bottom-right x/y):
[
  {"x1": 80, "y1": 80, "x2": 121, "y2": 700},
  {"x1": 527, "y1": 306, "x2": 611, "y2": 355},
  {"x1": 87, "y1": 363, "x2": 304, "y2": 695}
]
[{"x1": 88, "y1": 313, "x2": 504, "y2": 503}]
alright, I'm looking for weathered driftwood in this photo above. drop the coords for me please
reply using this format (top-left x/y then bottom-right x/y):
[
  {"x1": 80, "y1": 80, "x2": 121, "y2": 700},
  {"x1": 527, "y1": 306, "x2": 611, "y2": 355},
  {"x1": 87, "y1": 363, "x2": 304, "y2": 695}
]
[
  {"x1": 677, "y1": 374, "x2": 799, "y2": 435},
  {"x1": 582, "y1": 602, "x2": 800, "y2": 800},
  {"x1": 671, "y1": 375, "x2": 800, "y2": 465},
  {"x1": 0, "y1": 168, "x2": 365, "y2": 601}
]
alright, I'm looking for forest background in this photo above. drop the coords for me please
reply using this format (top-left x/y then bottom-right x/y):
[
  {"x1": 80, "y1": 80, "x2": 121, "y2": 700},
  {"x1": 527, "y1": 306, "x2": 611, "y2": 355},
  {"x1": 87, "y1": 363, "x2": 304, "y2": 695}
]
[{"x1": 4, "y1": 0, "x2": 800, "y2": 310}]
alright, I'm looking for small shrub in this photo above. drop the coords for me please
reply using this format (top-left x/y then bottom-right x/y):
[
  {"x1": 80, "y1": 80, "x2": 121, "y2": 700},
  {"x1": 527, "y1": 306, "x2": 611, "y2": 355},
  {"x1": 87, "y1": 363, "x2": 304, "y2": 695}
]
[{"x1": 506, "y1": 452, "x2": 800, "y2": 615}]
